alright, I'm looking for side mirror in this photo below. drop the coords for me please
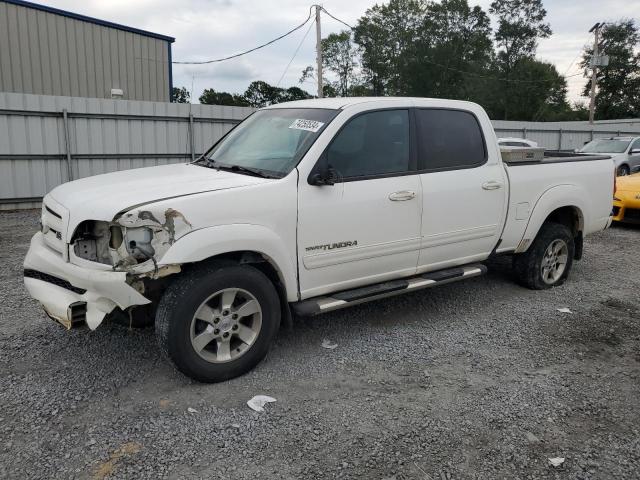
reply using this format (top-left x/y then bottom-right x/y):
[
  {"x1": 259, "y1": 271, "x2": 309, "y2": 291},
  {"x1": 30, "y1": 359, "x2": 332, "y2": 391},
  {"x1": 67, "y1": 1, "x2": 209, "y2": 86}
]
[
  {"x1": 629, "y1": 149, "x2": 640, "y2": 155},
  {"x1": 309, "y1": 167, "x2": 338, "y2": 186}
]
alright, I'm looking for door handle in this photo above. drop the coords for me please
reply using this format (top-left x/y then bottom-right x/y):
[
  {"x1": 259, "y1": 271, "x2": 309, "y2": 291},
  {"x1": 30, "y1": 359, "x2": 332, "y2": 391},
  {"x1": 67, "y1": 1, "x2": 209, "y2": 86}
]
[
  {"x1": 482, "y1": 181, "x2": 503, "y2": 190},
  {"x1": 388, "y1": 190, "x2": 416, "y2": 201}
]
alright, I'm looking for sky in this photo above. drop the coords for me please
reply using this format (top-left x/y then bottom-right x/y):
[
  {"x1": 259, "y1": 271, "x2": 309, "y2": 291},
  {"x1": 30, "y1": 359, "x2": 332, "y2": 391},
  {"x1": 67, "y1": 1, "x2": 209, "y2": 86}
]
[{"x1": 41, "y1": 0, "x2": 639, "y2": 104}]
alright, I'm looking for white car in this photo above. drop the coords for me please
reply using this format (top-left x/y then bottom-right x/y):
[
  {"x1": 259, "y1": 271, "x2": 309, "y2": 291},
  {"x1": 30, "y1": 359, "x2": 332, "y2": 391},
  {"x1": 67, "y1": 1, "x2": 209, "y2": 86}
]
[
  {"x1": 498, "y1": 137, "x2": 539, "y2": 148},
  {"x1": 579, "y1": 137, "x2": 640, "y2": 176},
  {"x1": 24, "y1": 97, "x2": 615, "y2": 382}
]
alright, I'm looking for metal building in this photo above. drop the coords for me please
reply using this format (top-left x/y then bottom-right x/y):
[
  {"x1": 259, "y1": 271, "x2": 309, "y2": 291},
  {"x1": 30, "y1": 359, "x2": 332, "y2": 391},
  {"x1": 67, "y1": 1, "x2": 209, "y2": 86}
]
[{"x1": 0, "y1": 0, "x2": 175, "y2": 102}]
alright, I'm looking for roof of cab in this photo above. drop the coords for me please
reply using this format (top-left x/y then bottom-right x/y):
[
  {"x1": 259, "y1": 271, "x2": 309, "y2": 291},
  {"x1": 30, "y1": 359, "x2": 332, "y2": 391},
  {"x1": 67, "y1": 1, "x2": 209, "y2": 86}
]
[{"x1": 263, "y1": 96, "x2": 479, "y2": 110}]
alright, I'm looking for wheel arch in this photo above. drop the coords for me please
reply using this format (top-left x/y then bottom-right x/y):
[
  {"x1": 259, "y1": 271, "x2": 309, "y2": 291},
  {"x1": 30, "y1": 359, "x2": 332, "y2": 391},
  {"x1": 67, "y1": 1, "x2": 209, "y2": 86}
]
[
  {"x1": 158, "y1": 224, "x2": 299, "y2": 302},
  {"x1": 515, "y1": 185, "x2": 587, "y2": 256}
]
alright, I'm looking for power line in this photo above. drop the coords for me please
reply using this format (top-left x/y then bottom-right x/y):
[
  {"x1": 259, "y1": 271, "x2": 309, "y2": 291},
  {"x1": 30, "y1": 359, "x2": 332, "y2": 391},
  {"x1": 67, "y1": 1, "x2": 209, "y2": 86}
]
[
  {"x1": 321, "y1": 6, "x2": 354, "y2": 30},
  {"x1": 172, "y1": 6, "x2": 316, "y2": 64},
  {"x1": 276, "y1": 18, "x2": 316, "y2": 87}
]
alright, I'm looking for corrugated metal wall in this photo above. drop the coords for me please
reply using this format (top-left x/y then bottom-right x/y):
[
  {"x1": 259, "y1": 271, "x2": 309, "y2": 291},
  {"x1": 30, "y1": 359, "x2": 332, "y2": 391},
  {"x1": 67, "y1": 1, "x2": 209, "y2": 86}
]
[
  {"x1": 2, "y1": 91, "x2": 640, "y2": 210},
  {"x1": 493, "y1": 120, "x2": 640, "y2": 151},
  {"x1": 0, "y1": 0, "x2": 171, "y2": 101},
  {"x1": 0, "y1": 92, "x2": 252, "y2": 209}
]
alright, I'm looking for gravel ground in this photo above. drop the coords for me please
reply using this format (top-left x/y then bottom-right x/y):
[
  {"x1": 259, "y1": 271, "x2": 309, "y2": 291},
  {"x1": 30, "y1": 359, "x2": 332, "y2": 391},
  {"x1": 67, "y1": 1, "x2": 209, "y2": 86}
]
[{"x1": 1, "y1": 210, "x2": 639, "y2": 480}]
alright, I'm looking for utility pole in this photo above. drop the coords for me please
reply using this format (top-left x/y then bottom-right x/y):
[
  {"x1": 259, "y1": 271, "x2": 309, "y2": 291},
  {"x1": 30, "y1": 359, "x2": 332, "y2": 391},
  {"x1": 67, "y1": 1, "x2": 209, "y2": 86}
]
[
  {"x1": 588, "y1": 22, "x2": 602, "y2": 124},
  {"x1": 315, "y1": 4, "x2": 323, "y2": 98}
]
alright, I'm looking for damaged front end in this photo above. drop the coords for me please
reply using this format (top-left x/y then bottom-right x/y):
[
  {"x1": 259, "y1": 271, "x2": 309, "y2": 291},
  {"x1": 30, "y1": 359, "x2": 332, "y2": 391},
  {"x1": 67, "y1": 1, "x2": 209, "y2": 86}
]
[
  {"x1": 71, "y1": 207, "x2": 192, "y2": 276},
  {"x1": 25, "y1": 204, "x2": 192, "y2": 331}
]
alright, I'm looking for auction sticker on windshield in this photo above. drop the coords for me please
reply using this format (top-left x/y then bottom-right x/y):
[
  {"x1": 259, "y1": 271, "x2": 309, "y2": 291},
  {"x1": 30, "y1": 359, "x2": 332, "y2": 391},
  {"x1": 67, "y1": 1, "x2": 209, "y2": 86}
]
[{"x1": 289, "y1": 119, "x2": 325, "y2": 132}]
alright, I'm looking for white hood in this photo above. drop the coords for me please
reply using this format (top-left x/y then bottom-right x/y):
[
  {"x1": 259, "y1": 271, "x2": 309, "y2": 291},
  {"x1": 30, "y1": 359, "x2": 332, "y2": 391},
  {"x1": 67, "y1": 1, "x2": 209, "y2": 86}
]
[{"x1": 47, "y1": 163, "x2": 270, "y2": 233}]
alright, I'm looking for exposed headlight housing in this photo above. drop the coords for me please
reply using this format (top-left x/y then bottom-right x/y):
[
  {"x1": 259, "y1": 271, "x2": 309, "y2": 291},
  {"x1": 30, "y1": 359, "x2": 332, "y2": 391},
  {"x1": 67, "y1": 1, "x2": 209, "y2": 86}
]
[{"x1": 125, "y1": 227, "x2": 155, "y2": 261}]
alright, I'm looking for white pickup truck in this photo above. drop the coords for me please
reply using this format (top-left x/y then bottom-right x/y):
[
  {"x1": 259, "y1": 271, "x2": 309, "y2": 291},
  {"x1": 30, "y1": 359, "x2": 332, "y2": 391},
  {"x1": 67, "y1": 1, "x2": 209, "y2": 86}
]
[{"x1": 24, "y1": 98, "x2": 614, "y2": 382}]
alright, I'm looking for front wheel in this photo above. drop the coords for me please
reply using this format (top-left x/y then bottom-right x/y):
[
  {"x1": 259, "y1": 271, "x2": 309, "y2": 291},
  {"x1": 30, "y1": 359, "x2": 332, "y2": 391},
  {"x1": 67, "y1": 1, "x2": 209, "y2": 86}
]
[
  {"x1": 155, "y1": 263, "x2": 281, "y2": 382},
  {"x1": 512, "y1": 222, "x2": 575, "y2": 290}
]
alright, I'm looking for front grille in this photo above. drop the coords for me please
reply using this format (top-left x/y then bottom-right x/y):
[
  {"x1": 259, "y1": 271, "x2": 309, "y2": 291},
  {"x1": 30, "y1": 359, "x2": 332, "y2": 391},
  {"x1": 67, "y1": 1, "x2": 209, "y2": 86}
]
[
  {"x1": 625, "y1": 208, "x2": 640, "y2": 221},
  {"x1": 24, "y1": 269, "x2": 86, "y2": 295}
]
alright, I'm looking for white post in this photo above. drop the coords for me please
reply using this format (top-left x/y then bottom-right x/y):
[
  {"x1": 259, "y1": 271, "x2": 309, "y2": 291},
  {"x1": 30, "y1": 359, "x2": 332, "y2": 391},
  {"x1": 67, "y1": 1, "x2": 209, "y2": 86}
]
[
  {"x1": 315, "y1": 5, "x2": 323, "y2": 98},
  {"x1": 588, "y1": 24, "x2": 601, "y2": 125}
]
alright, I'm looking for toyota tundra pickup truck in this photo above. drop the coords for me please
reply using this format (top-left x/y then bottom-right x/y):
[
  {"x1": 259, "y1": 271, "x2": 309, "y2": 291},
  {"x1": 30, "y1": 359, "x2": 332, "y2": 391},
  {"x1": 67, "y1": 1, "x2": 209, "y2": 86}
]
[{"x1": 24, "y1": 97, "x2": 615, "y2": 382}]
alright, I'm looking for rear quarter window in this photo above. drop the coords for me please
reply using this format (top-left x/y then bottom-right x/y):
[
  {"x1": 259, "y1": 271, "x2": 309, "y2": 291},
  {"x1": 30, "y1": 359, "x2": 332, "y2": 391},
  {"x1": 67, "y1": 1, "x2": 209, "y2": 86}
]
[{"x1": 416, "y1": 109, "x2": 486, "y2": 171}]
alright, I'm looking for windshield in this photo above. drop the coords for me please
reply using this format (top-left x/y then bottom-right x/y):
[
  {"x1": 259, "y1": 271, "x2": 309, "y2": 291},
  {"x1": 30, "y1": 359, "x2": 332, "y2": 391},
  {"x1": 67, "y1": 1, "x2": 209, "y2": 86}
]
[
  {"x1": 201, "y1": 108, "x2": 338, "y2": 177},
  {"x1": 580, "y1": 139, "x2": 631, "y2": 154}
]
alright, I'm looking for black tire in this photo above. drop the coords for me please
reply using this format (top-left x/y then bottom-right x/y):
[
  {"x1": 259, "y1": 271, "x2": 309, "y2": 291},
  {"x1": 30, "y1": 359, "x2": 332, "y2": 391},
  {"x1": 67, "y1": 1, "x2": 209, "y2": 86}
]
[
  {"x1": 617, "y1": 164, "x2": 630, "y2": 176},
  {"x1": 155, "y1": 262, "x2": 281, "y2": 383},
  {"x1": 512, "y1": 222, "x2": 575, "y2": 290}
]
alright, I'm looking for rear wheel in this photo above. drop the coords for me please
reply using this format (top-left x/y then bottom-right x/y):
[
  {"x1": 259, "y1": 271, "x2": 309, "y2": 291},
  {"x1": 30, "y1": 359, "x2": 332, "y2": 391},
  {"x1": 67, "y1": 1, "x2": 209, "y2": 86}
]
[
  {"x1": 617, "y1": 164, "x2": 630, "y2": 176},
  {"x1": 155, "y1": 262, "x2": 281, "y2": 382},
  {"x1": 512, "y1": 222, "x2": 575, "y2": 290}
]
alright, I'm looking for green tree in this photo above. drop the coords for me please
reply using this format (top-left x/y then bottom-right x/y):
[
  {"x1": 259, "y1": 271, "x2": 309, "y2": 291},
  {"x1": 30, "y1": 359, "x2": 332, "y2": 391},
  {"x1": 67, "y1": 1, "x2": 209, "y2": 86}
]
[
  {"x1": 242, "y1": 81, "x2": 283, "y2": 107},
  {"x1": 404, "y1": 0, "x2": 494, "y2": 101},
  {"x1": 280, "y1": 86, "x2": 313, "y2": 102},
  {"x1": 199, "y1": 88, "x2": 249, "y2": 106},
  {"x1": 581, "y1": 20, "x2": 640, "y2": 119},
  {"x1": 322, "y1": 31, "x2": 361, "y2": 96},
  {"x1": 354, "y1": 0, "x2": 425, "y2": 95},
  {"x1": 171, "y1": 86, "x2": 190, "y2": 103},
  {"x1": 500, "y1": 58, "x2": 571, "y2": 121},
  {"x1": 489, "y1": 0, "x2": 552, "y2": 119},
  {"x1": 490, "y1": 0, "x2": 551, "y2": 68}
]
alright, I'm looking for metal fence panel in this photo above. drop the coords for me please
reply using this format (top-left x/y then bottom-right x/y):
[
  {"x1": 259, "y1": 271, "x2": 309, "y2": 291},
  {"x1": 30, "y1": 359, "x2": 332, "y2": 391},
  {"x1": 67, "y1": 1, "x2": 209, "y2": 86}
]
[
  {"x1": 493, "y1": 119, "x2": 640, "y2": 151},
  {"x1": 0, "y1": 92, "x2": 251, "y2": 209},
  {"x1": 2, "y1": 92, "x2": 640, "y2": 210}
]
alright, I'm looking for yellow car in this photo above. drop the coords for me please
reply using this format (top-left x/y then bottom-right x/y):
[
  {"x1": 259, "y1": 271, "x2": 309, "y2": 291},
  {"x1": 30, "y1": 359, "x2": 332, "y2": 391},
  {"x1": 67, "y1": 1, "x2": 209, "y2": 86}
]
[{"x1": 613, "y1": 173, "x2": 640, "y2": 223}]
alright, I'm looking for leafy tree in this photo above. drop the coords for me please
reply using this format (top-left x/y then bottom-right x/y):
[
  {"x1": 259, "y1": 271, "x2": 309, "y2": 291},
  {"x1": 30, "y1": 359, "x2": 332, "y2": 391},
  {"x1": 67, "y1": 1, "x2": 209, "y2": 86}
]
[
  {"x1": 280, "y1": 86, "x2": 313, "y2": 102},
  {"x1": 242, "y1": 81, "x2": 284, "y2": 107},
  {"x1": 199, "y1": 88, "x2": 249, "y2": 106},
  {"x1": 322, "y1": 31, "x2": 361, "y2": 96},
  {"x1": 171, "y1": 86, "x2": 190, "y2": 103},
  {"x1": 489, "y1": 0, "x2": 552, "y2": 119},
  {"x1": 490, "y1": 0, "x2": 551, "y2": 68},
  {"x1": 242, "y1": 81, "x2": 313, "y2": 107},
  {"x1": 500, "y1": 59, "x2": 571, "y2": 121},
  {"x1": 581, "y1": 20, "x2": 640, "y2": 119},
  {"x1": 404, "y1": 0, "x2": 494, "y2": 101},
  {"x1": 354, "y1": 0, "x2": 425, "y2": 95},
  {"x1": 300, "y1": 31, "x2": 364, "y2": 97}
]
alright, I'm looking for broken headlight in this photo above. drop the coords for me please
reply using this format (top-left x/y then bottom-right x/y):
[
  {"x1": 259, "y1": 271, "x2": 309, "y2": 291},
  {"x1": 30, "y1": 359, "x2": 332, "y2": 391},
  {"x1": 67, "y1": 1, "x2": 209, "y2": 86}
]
[
  {"x1": 124, "y1": 227, "x2": 155, "y2": 261},
  {"x1": 72, "y1": 220, "x2": 112, "y2": 264}
]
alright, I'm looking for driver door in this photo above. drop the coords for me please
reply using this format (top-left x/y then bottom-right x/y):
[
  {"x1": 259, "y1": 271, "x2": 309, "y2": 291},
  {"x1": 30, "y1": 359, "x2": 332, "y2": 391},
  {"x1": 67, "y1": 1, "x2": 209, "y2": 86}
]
[{"x1": 297, "y1": 109, "x2": 423, "y2": 299}]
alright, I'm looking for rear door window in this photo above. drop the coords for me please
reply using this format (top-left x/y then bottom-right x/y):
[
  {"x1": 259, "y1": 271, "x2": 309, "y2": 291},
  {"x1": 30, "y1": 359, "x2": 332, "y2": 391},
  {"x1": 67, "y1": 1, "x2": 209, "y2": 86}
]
[{"x1": 416, "y1": 109, "x2": 486, "y2": 171}]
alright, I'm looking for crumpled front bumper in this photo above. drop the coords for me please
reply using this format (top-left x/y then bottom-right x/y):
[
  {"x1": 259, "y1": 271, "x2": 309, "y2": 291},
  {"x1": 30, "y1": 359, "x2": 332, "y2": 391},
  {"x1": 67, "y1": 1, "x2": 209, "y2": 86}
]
[{"x1": 23, "y1": 232, "x2": 150, "y2": 329}]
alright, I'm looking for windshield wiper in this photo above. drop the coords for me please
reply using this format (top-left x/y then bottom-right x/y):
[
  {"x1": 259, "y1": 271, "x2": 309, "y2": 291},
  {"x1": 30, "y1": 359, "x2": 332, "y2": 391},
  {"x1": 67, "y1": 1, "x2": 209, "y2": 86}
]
[
  {"x1": 224, "y1": 164, "x2": 276, "y2": 178},
  {"x1": 195, "y1": 158, "x2": 278, "y2": 178}
]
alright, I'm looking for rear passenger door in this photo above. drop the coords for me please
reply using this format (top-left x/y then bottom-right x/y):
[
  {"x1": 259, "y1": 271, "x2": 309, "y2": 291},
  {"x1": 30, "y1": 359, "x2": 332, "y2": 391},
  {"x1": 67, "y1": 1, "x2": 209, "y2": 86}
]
[{"x1": 415, "y1": 108, "x2": 508, "y2": 271}]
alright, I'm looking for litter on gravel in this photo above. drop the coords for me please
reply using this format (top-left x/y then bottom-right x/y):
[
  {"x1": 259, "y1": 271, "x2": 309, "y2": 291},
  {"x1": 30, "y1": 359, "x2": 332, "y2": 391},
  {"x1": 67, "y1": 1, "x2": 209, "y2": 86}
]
[
  {"x1": 548, "y1": 457, "x2": 565, "y2": 467},
  {"x1": 556, "y1": 307, "x2": 573, "y2": 314},
  {"x1": 247, "y1": 395, "x2": 276, "y2": 412},
  {"x1": 187, "y1": 407, "x2": 198, "y2": 414},
  {"x1": 321, "y1": 339, "x2": 338, "y2": 350}
]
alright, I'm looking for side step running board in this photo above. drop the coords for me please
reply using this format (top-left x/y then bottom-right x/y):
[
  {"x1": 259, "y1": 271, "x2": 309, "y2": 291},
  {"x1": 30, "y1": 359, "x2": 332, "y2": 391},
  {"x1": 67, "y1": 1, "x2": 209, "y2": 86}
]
[{"x1": 292, "y1": 264, "x2": 487, "y2": 316}]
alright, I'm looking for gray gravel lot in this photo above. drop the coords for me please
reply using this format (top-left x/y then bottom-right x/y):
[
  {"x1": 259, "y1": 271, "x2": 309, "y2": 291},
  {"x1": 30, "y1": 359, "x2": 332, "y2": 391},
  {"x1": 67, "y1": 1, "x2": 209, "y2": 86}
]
[{"x1": 0, "y1": 210, "x2": 639, "y2": 480}]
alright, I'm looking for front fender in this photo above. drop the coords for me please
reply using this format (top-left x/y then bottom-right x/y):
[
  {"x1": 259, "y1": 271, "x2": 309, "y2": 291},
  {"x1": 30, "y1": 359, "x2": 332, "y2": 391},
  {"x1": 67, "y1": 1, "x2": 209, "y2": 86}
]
[
  {"x1": 158, "y1": 224, "x2": 298, "y2": 301},
  {"x1": 516, "y1": 184, "x2": 587, "y2": 253}
]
